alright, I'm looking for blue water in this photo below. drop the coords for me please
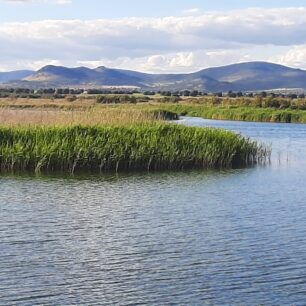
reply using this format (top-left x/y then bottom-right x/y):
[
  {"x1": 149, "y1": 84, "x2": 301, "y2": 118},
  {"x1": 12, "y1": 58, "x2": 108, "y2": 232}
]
[{"x1": 1, "y1": 117, "x2": 306, "y2": 305}]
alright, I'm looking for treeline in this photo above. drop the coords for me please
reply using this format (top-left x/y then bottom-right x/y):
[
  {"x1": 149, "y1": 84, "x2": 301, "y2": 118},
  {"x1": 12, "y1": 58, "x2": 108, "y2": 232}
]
[
  {"x1": 190, "y1": 96, "x2": 306, "y2": 110},
  {"x1": 223, "y1": 91, "x2": 305, "y2": 100},
  {"x1": 0, "y1": 88, "x2": 141, "y2": 99},
  {"x1": 0, "y1": 88, "x2": 83, "y2": 99},
  {"x1": 97, "y1": 95, "x2": 145, "y2": 104},
  {"x1": 96, "y1": 95, "x2": 182, "y2": 104},
  {"x1": 0, "y1": 87, "x2": 201, "y2": 98},
  {"x1": 0, "y1": 87, "x2": 305, "y2": 103}
]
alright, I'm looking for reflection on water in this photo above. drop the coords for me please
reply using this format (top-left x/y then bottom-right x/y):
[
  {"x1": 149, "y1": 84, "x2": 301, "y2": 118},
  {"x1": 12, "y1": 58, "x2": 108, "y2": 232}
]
[{"x1": 1, "y1": 118, "x2": 306, "y2": 305}]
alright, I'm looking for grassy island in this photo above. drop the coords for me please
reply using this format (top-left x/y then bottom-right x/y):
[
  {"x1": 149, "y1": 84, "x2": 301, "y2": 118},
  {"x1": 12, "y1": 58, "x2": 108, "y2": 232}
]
[{"x1": 0, "y1": 124, "x2": 266, "y2": 173}]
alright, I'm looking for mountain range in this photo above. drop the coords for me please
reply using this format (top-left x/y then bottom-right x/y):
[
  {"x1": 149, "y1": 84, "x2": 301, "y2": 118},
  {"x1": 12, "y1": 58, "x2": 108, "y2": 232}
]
[
  {"x1": 0, "y1": 70, "x2": 34, "y2": 84},
  {"x1": 1, "y1": 62, "x2": 306, "y2": 92}
]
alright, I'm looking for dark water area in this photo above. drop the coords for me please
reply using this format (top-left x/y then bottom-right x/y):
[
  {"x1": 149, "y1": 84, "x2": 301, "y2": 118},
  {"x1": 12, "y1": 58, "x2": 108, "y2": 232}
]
[{"x1": 1, "y1": 117, "x2": 306, "y2": 305}]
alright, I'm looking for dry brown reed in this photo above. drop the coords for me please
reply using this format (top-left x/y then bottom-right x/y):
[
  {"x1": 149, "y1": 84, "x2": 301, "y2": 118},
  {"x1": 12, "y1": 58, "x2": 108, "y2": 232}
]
[{"x1": 0, "y1": 107, "x2": 164, "y2": 127}]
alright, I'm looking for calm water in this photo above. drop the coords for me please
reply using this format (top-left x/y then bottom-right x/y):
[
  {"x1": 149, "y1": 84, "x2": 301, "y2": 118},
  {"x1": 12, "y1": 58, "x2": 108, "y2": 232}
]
[{"x1": 1, "y1": 118, "x2": 306, "y2": 305}]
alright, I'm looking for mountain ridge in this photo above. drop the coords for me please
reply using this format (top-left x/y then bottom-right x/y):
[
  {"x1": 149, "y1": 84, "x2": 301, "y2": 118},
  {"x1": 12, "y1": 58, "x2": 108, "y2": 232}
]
[
  {"x1": 2, "y1": 61, "x2": 306, "y2": 92},
  {"x1": 0, "y1": 70, "x2": 34, "y2": 83}
]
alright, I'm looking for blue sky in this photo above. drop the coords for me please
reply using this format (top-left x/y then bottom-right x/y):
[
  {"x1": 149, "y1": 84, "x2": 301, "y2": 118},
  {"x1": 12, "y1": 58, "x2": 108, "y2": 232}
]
[
  {"x1": 0, "y1": 0, "x2": 306, "y2": 72},
  {"x1": 1, "y1": 0, "x2": 306, "y2": 21}
]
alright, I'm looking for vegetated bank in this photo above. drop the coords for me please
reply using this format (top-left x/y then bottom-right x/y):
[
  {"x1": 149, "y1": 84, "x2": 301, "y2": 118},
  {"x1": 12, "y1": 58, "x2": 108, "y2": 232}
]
[
  {"x1": 3, "y1": 95, "x2": 306, "y2": 123},
  {"x1": 159, "y1": 104, "x2": 306, "y2": 123},
  {"x1": 0, "y1": 124, "x2": 268, "y2": 173},
  {"x1": 152, "y1": 96, "x2": 306, "y2": 123},
  {"x1": 93, "y1": 95, "x2": 306, "y2": 124}
]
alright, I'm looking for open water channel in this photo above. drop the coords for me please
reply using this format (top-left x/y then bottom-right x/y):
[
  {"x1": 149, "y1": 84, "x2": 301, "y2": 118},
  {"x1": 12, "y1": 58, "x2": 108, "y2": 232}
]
[{"x1": 1, "y1": 117, "x2": 306, "y2": 305}]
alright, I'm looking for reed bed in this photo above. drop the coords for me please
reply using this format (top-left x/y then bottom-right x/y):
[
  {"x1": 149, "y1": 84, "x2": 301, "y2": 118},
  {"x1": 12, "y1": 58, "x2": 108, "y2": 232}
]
[
  {"x1": 157, "y1": 104, "x2": 306, "y2": 123},
  {"x1": 0, "y1": 124, "x2": 267, "y2": 173},
  {"x1": 0, "y1": 97, "x2": 96, "y2": 109},
  {"x1": 0, "y1": 103, "x2": 269, "y2": 173},
  {"x1": 3, "y1": 97, "x2": 306, "y2": 124},
  {"x1": 0, "y1": 107, "x2": 177, "y2": 127}
]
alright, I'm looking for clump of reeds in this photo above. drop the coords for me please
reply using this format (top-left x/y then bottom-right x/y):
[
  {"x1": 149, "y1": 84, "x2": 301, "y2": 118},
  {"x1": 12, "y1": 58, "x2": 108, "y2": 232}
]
[{"x1": 0, "y1": 124, "x2": 268, "y2": 173}]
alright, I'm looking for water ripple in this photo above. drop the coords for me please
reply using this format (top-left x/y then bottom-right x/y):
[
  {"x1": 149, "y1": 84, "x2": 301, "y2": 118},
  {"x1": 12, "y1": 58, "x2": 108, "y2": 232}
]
[{"x1": 1, "y1": 119, "x2": 306, "y2": 304}]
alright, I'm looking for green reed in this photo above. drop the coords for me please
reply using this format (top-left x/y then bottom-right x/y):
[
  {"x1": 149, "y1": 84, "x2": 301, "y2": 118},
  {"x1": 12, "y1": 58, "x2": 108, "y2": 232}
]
[
  {"x1": 156, "y1": 104, "x2": 306, "y2": 123},
  {"x1": 0, "y1": 124, "x2": 267, "y2": 173}
]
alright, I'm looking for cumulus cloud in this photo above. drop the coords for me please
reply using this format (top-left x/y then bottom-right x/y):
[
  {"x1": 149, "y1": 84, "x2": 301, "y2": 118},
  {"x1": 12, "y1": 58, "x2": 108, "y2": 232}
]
[
  {"x1": 1, "y1": 7, "x2": 306, "y2": 71},
  {"x1": 271, "y1": 45, "x2": 306, "y2": 68}
]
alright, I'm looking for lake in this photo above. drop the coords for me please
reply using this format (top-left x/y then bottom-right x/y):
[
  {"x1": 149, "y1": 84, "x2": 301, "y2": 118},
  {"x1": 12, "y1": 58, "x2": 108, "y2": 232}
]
[{"x1": 1, "y1": 117, "x2": 306, "y2": 305}]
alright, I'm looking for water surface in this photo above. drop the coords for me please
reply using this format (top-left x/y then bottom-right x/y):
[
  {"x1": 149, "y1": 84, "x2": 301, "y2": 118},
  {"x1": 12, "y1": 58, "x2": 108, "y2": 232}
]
[{"x1": 1, "y1": 117, "x2": 306, "y2": 305}]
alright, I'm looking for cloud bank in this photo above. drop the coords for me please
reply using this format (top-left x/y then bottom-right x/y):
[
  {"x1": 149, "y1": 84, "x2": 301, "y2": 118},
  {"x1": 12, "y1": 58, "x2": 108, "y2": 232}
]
[{"x1": 1, "y1": 7, "x2": 306, "y2": 71}]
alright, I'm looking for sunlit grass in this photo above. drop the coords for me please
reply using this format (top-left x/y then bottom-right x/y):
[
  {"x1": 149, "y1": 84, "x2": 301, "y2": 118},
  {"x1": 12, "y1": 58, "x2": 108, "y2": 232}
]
[
  {"x1": 0, "y1": 106, "x2": 177, "y2": 127},
  {"x1": 0, "y1": 124, "x2": 267, "y2": 173},
  {"x1": 0, "y1": 100, "x2": 269, "y2": 172}
]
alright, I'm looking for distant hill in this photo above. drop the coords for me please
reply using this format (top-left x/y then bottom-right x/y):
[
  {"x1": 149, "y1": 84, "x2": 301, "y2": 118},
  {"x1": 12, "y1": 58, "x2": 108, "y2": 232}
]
[
  {"x1": 197, "y1": 62, "x2": 306, "y2": 91},
  {"x1": 24, "y1": 65, "x2": 144, "y2": 87},
  {"x1": 0, "y1": 70, "x2": 34, "y2": 83},
  {"x1": 3, "y1": 62, "x2": 306, "y2": 92}
]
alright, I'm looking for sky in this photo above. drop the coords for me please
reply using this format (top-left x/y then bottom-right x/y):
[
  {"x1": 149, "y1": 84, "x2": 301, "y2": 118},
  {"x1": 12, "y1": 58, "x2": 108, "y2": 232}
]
[{"x1": 1, "y1": 0, "x2": 306, "y2": 72}]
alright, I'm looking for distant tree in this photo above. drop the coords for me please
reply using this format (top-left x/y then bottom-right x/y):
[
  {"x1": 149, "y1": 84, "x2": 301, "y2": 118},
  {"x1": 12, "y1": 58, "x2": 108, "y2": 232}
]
[
  {"x1": 288, "y1": 94, "x2": 298, "y2": 99},
  {"x1": 143, "y1": 91, "x2": 156, "y2": 96},
  {"x1": 190, "y1": 90, "x2": 199, "y2": 97},
  {"x1": 227, "y1": 91, "x2": 237, "y2": 98},
  {"x1": 269, "y1": 93, "x2": 276, "y2": 98},
  {"x1": 161, "y1": 91, "x2": 172, "y2": 97}
]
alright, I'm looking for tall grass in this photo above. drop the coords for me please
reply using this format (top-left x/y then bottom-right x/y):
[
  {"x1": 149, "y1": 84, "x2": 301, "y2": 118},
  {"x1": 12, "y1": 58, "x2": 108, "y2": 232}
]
[
  {"x1": 0, "y1": 97, "x2": 96, "y2": 109},
  {"x1": 156, "y1": 104, "x2": 306, "y2": 123},
  {"x1": 0, "y1": 102, "x2": 269, "y2": 173},
  {"x1": 3, "y1": 97, "x2": 306, "y2": 123},
  {"x1": 0, "y1": 107, "x2": 177, "y2": 127},
  {"x1": 0, "y1": 124, "x2": 267, "y2": 173}
]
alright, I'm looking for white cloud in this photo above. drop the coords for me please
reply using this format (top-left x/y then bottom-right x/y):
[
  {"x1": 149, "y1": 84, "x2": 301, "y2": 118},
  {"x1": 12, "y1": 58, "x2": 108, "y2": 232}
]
[
  {"x1": 76, "y1": 48, "x2": 287, "y2": 73},
  {"x1": 270, "y1": 45, "x2": 306, "y2": 68},
  {"x1": 182, "y1": 8, "x2": 201, "y2": 15},
  {"x1": 1, "y1": 7, "x2": 306, "y2": 71}
]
